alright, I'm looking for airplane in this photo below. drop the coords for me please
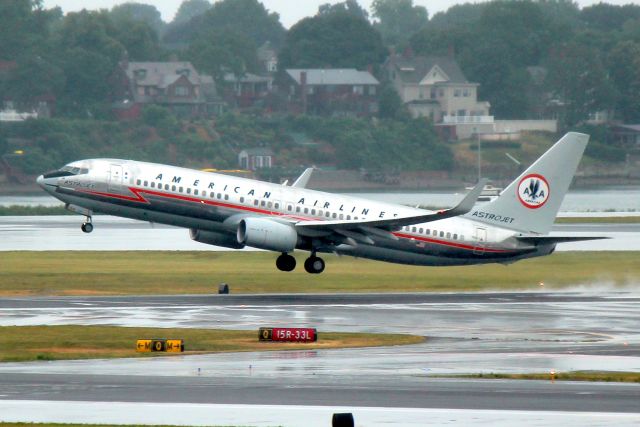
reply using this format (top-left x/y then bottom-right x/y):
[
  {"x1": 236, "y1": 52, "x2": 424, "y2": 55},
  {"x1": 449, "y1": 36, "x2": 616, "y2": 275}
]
[{"x1": 37, "y1": 132, "x2": 604, "y2": 274}]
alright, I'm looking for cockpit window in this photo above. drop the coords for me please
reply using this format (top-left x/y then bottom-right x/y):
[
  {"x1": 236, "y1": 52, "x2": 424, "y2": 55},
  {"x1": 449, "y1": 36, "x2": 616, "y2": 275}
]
[{"x1": 42, "y1": 165, "x2": 89, "y2": 179}]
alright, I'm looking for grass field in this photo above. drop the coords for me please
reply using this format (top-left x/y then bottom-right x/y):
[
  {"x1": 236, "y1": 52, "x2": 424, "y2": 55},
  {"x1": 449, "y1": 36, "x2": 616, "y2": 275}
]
[
  {"x1": 450, "y1": 371, "x2": 640, "y2": 383},
  {"x1": 0, "y1": 325, "x2": 424, "y2": 362},
  {"x1": 1, "y1": 251, "x2": 638, "y2": 296}
]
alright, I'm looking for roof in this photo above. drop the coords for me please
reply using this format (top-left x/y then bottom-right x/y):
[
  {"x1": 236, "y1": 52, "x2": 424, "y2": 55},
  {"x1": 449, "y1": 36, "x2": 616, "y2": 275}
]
[
  {"x1": 123, "y1": 61, "x2": 203, "y2": 87},
  {"x1": 240, "y1": 147, "x2": 274, "y2": 156},
  {"x1": 612, "y1": 124, "x2": 640, "y2": 133},
  {"x1": 286, "y1": 69, "x2": 379, "y2": 86},
  {"x1": 387, "y1": 55, "x2": 469, "y2": 84}
]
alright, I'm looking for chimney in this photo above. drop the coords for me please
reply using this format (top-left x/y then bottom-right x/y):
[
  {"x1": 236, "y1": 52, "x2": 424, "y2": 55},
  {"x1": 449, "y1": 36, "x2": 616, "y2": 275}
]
[{"x1": 300, "y1": 71, "x2": 307, "y2": 115}]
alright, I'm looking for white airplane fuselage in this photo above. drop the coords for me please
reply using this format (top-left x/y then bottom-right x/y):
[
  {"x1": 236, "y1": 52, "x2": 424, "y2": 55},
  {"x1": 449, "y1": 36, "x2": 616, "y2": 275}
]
[
  {"x1": 37, "y1": 158, "x2": 550, "y2": 270},
  {"x1": 38, "y1": 133, "x2": 598, "y2": 273}
]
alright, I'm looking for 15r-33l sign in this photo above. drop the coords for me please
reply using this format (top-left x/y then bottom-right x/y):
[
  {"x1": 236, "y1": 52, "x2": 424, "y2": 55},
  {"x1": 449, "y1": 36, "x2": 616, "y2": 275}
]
[{"x1": 259, "y1": 327, "x2": 317, "y2": 342}]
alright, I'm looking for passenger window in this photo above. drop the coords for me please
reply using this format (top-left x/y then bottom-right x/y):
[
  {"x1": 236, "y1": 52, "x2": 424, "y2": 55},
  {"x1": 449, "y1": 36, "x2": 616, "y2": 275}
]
[
  {"x1": 275, "y1": 203, "x2": 279, "y2": 209},
  {"x1": 446, "y1": 232, "x2": 451, "y2": 239},
  {"x1": 254, "y1": 200, "x2": 259, "y2": 206},
  {"x1": 137, "y1": 179, "x2": 141, "y2": 185},
  {"x1": 325, "y1": 212, "x2": 330, "y2": 217},
  {"x1": 311, "y1": 209, "x2": 316, "y2": 215},
  {"x1": 426, "y1": 229, "x2": 430, "y2": 235},
  {"x1": 461, "y1": 235, "x2": 465, "y2": 241},
  {"x1": 187, "y1": 188, "x2": 191, "y2": 194},
  {"x1": 151, "y1": 182, "x2": 155, "y2": 188},
  {"x1": 287, "y1": 205, "x2": 292, "y2": 212},
  {"x1": 453, "y1": 234, "x2": 458, "y2": 240},
  {"x1": 224, "y1": 194, "x2": 229, "y2": 200},
  {"x1": 268, "y1": 202, "x2": 272, "y2": 208},
  {"x1": 440, "y1": 231, "x2": 444, "y2": 237},
  {"x1": 172, "y1": 185, "x2": 176, "y2": 191},
  {"x1": 210, "y1": 192, "x2": 214, "y2": 198},
  {"x1": 240, "y1": 197, "x2": 245, "y2": 203},
  {"x1": 347, "y1": 215, "x2": 351, "y2": 220},
  {"x1": 433, "y1": 230, "x2": 437, "y2": 236},
  {"x1": 217, "y1": 193, "x2": 222, "y2": 199},
  {"x1": 180, "y1": 187, "x2": 184, "y2": 193},
  {"x1": 339, "y1": 214, "x2": 344, "y2": 220},
  {"x1": 296, "y1": 207, "x2": 301, "y2": 213},
  {"x1": 194, "y1": 189, "x2": 199, "y2": 196},
  {"x1": 419, "y1": 228, "x2": 423, "y2": 234},
  {"x1": 164, "y1": 184, "x2": 169, "y2": 190},
  {"x1": 412, "y1": 227, "x2": 417, "y2": 232},
  {"x1": 304, "y1": 208, "x2": 309, "y2": 214}
]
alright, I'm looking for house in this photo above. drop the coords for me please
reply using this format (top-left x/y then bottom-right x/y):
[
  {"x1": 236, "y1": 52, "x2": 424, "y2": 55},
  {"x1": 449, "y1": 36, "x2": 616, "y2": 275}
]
[
  {"x1": 283, "y1": 68, "x2": 379, "y2": 117},
  {"x1": 223, "y1": 72, "x2": 273, "y2": 109},
  {"x1": 384, "y1": 55, "x2": 492, "y2": 138},
  {"x1": 257, "y1": 41, "x2": 278, "y2": 74},
  {"x1": 610, "y1": 124, "x2": 640, "y2": 147},
  {"x1": 239, "y1": 148, "x2": 274, "y2": 170},
  {"x1": 111, "y1": 60, "x2": 224, "y2": 119}
]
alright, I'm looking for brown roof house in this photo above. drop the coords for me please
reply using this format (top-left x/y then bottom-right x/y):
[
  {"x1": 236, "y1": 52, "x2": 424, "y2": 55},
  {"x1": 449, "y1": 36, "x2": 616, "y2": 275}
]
[
  {"x1": 384, "y1": 55, "x2": 492, "y2": 138},
  {"x1": 111, "y1": 61, "x2": 224, "y2": 119},
  {"x1": 283, "y1": 68, "x2": 379, "y2": 117}
]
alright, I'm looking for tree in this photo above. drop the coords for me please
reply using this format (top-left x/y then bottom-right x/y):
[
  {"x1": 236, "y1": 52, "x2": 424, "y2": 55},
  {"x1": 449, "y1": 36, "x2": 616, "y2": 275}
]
[
  {"x1": 279, "y1": 9, "x2": 385, "y2": 69},
  {"x1": 110, "y1": 2, "x2": 164, "y2": 35},
  {"x1": 547, "y1": 41, "x2": 615, "y2": 126},
  {"x1": 378, "y1": 85, "x2": 408, "y2": 120},
  {"x1": 372, "y1": 0, "x2": 428, "y2": 47},
  {"x1": 187, "y1": 29, "x2": 258, "y2": 82},
  {"x1": 318, "y1": 0, "x2": 368, "y2": 20},
  {"x1": 172, "y1": 0, "x2": 211, "y2": 26},
  {"x1": 165, "y1": 0, "x2": 284, "y2": 48},
  {"x1": 608, "y1": 41, "x2": 640, "y2": 122}
]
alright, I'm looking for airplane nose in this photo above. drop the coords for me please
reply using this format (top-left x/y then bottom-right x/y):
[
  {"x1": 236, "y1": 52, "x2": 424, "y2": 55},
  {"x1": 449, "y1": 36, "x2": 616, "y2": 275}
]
[{"x1": 36, "y1": 175, "x2": 44, "y2": 187}]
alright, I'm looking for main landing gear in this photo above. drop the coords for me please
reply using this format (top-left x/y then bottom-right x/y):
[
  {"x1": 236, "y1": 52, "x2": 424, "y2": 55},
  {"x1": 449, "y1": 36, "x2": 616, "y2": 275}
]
[
  {"x1": 275, "y1": 252, "x2": 325, "y2": 274},
  {"x1": 80, "y1": 216, "x2": 93, "y2": 233}
]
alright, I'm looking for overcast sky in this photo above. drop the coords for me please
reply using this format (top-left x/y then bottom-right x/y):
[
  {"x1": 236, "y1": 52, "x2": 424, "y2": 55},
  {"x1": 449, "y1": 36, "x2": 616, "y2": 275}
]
[{"x1": 42, "y1": 0, "x2": 640, "y2": 27}]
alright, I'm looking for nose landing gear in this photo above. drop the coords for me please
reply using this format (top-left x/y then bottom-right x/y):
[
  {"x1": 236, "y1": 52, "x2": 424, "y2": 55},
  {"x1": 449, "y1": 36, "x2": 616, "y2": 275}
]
[{"x1": 81, "y1": 216, "x2": 93, "y2": 233}]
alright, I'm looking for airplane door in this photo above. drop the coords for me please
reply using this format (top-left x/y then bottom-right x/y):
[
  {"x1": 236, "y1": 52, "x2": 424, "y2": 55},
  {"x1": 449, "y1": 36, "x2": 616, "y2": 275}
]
[
  {"x1": 108, "y1": 164, "x2": 123, "y2": 192},
  {"x1": 473, "y1": 227, "x2": 487, "y2": 255}
]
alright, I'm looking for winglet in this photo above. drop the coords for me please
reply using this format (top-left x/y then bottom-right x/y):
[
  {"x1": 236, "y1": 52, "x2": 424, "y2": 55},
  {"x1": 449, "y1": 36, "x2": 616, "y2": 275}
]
[
  {"x1": 291, "y1": 168, "x2": 314, "y2": 188},
  {"x1": 448, "y1": 178, "x2": 488, "y2": 216}
]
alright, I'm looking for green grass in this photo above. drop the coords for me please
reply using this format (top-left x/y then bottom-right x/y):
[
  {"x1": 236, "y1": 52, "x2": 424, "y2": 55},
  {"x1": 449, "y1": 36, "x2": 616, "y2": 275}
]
[
  {"x1": 0, "y1": 325, "x2": 424, "y2": 362},
  {"x1": 0, "y1": 205, "x2": 70, "y2": 216},
  {"x1": 1, "y1": 251, "x2": 638, "y2": 296},
  {"x1": 448, "y1": 371, "x2": 640, "y2": 383},
  {"x1": 555, "y1": 216, "x2": 640, "y2": 224},
  {"x1": 0, "y1": 424, "x2": 247, "y2": 427}
]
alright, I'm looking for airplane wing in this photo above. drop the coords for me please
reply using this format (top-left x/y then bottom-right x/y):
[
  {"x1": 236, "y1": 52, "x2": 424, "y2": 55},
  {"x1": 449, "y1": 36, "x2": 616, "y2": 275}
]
[
  {"x1": 291, "y1": 168, "x2": 314, "y2": 188},
  {"x1": 516, "y1": 236, "x2": 609, "y2": 244},
  {"x1": 295, "y1": 179, "x2": 488, "y2": 234}
]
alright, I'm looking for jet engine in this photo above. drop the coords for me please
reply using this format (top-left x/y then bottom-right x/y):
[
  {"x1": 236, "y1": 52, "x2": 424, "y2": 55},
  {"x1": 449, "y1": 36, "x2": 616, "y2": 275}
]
[
  {"x1": 237, "y1": 218, "x2": 298, "y2": 252},
  {"x1": 189, "y1": 229, "x2": 245, "y2": 249}
]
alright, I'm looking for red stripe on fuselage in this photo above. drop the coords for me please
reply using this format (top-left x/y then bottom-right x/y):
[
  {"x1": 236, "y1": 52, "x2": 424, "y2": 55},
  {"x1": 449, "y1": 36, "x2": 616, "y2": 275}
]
[{"x1": 77, "y1": 186, "x2": 516, "y2": 254}]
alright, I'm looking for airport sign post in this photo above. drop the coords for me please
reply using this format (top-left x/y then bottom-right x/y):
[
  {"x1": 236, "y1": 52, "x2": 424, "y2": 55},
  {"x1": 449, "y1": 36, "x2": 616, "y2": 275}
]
[{"x1": 259, "y1": 327, "x2": 317, "y2": 342}]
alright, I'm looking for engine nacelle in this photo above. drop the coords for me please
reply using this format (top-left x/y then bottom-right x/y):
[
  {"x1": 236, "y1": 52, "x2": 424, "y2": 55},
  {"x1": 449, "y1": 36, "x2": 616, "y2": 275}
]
[
  {"x1": 237, "y1": 218, "x2": 298, "y2": 252},
  {"x1": 189, "y1": 229, "x2": 245, "y2": 249}
]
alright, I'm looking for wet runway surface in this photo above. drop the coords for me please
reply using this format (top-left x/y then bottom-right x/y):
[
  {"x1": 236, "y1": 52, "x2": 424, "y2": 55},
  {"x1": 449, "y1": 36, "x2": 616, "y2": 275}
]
[
  {"x1": 1, "y1": 291, "x2": 640, "y2": 424},
  {"x1": 2, "y1": 215, "x2": 639, "y2": 250}
]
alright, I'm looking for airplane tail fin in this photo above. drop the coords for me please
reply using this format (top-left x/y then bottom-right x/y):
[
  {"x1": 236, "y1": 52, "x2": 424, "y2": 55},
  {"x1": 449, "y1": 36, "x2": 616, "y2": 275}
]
[{"x1": 464, "y1": 132, "x2": 589, "y2": 235}]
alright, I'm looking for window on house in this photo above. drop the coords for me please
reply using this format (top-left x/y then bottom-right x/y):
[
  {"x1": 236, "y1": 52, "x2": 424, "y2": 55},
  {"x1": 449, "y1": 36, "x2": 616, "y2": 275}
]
[
  {"x1": 353, "y1": 85, "x2": 364, "y2": 95},
  {"x1": 463, "y1": 88, "x2": 470, "y2": 97},
  {"x1": 368, "y1": 86, "x2": 376, "y2": 96},
  {"x1": 438, "y1": 88, "x2": 444, "y2": 97},
  {"x1": 454, "y1": 89, "x2": 461, "y2": 97},
  {"x1": 430, "y1": 88, "x2": 437, "y2": 99},
  {"x1": 175, "y1": 85, "x2": 189, "y2": 96}
]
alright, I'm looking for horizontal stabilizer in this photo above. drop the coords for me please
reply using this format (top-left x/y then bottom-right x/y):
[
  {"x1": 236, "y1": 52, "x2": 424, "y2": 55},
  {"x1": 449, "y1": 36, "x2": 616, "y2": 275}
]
[{"x1": 517, "y1": 236, "x2": 609, "y2": 245}]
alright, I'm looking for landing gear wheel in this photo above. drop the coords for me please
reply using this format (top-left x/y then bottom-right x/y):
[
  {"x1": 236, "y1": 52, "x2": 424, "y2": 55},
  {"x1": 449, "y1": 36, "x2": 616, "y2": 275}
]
[
  {"x1": 276, "y1": 253, "x2": 296, "y2": 272},
  {"x1": 81, "y1": 217, "x2": 93, "y2": 234},
  {"x1": 304, "y1": 256, "x2": 325, "y2": 274}
]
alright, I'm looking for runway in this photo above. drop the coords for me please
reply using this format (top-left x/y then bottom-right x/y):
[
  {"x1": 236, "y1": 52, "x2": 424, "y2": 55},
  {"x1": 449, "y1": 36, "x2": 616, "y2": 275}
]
[{"x1": 1, "y1": 291, "x2": 640, "y2": 425}]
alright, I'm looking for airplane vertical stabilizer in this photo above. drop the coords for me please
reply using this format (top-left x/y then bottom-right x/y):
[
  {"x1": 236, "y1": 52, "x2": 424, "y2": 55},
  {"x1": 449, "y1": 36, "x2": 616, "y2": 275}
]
[{"x1": 465, "y1": 132, "x2": 589, "y2": 235}]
